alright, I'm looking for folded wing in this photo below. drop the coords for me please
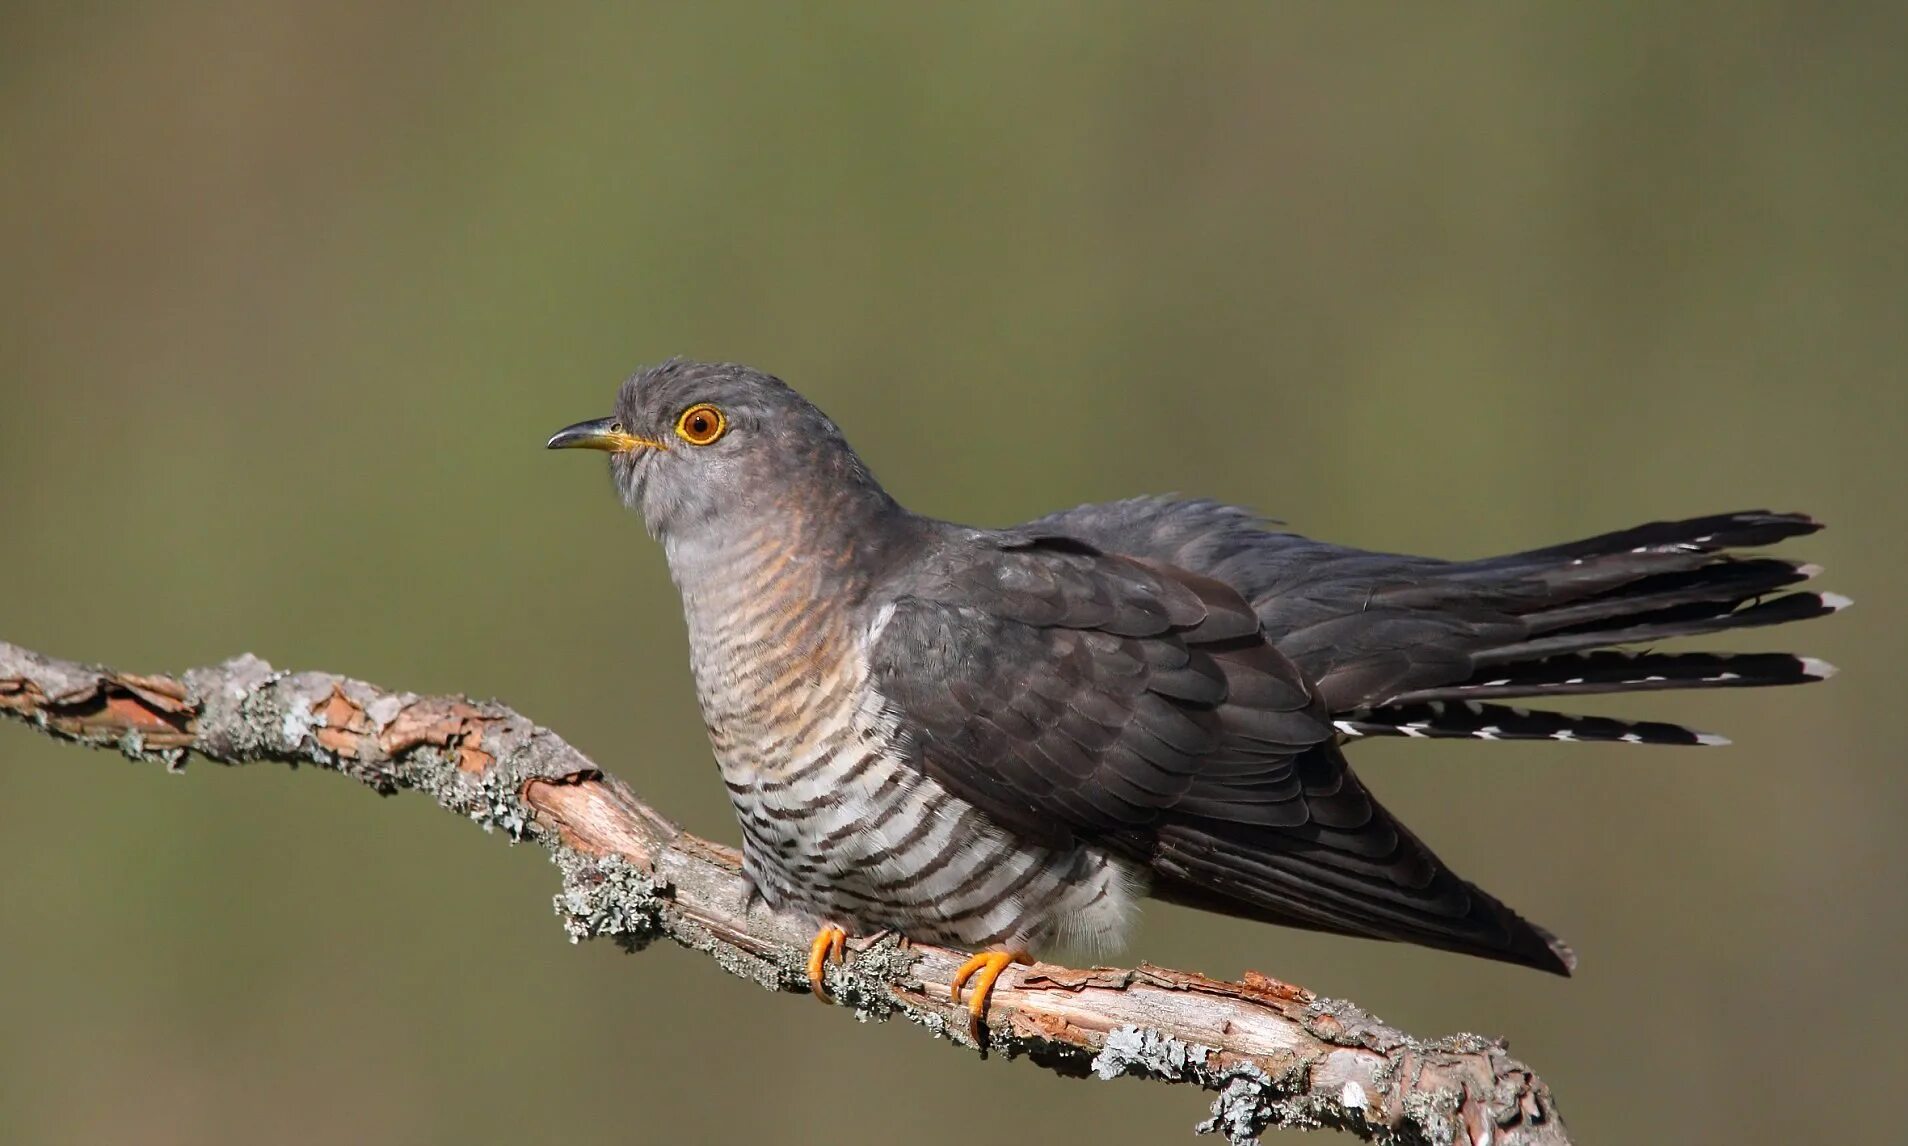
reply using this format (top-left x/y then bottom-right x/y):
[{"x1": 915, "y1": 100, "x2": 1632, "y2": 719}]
[{"x1": 869, "y1": 531, "x2": 1576, "y2": 974}]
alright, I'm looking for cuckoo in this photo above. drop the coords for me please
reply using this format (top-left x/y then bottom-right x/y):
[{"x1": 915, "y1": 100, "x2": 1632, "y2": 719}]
[{"x1": 548, "y1": 359, "x2": 1844, "y2": 1029}]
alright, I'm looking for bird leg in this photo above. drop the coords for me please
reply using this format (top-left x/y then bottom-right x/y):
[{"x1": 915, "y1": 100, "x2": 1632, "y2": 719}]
[
  {"x1": 949, "y1": 948, "x2": 1032, "y2": 1039},
  {"x1": 805, "y1": 924, "x2": 849, "y2": 1004}
]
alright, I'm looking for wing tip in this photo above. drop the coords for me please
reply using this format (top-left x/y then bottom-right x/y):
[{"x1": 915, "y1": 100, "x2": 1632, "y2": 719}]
[{"x1": 1527, "y1": 925, "x2": 1578, "y2": 976}]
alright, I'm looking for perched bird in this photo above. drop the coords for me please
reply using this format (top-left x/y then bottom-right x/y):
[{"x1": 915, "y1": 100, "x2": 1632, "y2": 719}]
[{"x1": 549, "y1": 359, "x2": 1844, "y2": 1028}]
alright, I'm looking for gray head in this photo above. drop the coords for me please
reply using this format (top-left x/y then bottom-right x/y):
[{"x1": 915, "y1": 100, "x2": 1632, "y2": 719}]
[{"x1": 547, "y1": 360, "x2": 896, "y2": 543}]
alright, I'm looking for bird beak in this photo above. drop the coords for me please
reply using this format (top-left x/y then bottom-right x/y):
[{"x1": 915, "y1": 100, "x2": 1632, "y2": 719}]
[{"x1": 545, "y1": 417, "x2": 664, "y2": 453}]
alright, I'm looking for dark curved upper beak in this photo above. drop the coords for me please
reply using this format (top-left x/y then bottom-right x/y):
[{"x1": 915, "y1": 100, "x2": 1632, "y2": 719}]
[{"x1": 546, "y1": 417, "x2": 659, "y2": 452}]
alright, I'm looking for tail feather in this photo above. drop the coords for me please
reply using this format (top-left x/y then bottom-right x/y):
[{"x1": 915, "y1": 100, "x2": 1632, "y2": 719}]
[
  {"x1": 1336, "y1": 699, "x2": 1728, "y2": 746},
  {"x1": 1495, "y1": 510, "x2": 1821, "y2": 563},
  {"x1": 1360, "y1": 510, "x2": 1843, "y2": 726},
  {"x1": 1522, "y1": 558, "x2": 1816, "y2": 634},
  {"x1": 1390, "y1": 648, "x2": 1836, "y2": 705},
  {"x1": 1474, "y1": 589, "x2": 1848, "y2": 666}
]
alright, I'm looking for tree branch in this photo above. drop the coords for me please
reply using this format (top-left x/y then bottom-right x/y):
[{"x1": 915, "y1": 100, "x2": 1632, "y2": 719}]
[{"x1": 0, "y1": 638, "x2": 1568, "y2": 1145}]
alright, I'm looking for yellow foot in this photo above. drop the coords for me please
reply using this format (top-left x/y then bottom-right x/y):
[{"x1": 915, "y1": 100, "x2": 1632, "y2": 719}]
[
  {"x1": 949, "y1": 949, "x2": 1032, "y2": 1039},
  {"x1": 806, "y1": 925, "x2": 849, "y2": 1004}
]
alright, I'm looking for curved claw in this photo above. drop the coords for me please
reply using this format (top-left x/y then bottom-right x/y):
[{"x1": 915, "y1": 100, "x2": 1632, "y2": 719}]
[
  {"x1": 806, "y1": 925, "x2": 849, "y2": 1004},
  {"x1": 949, "y1": 949, "x2": 1031, "y2": 1039}
]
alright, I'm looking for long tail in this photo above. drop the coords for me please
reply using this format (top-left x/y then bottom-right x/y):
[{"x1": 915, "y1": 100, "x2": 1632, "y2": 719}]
[{"x1": 1354, "y1": 510, "x2": 1845, "y2": 741}]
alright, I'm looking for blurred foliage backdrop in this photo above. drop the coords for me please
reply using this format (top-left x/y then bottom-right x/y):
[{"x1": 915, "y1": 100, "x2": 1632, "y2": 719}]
[{"x1": 2, "y1": 4, "x2": 1904, "y2": 1144}]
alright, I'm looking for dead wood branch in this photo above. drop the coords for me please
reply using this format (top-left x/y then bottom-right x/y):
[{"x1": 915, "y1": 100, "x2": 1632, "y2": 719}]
[{"x1": 0, "y1": 639, "x2": 1568, "y2": 1145}]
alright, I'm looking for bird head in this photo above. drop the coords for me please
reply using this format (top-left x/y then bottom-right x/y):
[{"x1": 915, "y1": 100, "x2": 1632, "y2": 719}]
[{"x1": 547, "y1": 359, "x2": 891, "y2": 543}]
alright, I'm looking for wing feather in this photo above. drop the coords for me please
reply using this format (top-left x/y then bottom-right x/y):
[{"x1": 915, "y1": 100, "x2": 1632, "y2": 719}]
[{"x1": 869, "y1": 531, "x2": 1574, "y2": 974}]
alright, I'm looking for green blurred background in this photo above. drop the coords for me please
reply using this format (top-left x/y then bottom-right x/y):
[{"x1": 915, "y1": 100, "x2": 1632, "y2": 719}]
[{"x1": 2, "y1": 4, "x2": 1903, "y2": 1143}]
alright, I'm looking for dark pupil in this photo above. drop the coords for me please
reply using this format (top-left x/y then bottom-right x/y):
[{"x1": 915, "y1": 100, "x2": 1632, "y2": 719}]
[{"x1": 691, "y1": 414, "x2": 710, "y2": 435}]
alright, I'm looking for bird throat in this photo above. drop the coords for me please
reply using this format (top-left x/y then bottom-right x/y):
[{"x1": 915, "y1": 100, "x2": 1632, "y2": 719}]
[{"x1": 663, "y1": 502, "x2": 891, "y2": 781}]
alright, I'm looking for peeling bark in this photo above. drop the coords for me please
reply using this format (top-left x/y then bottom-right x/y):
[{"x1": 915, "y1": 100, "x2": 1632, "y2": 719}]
[{"x1": 0, "y1": 639, "x2": 1570, "y2": 1145}]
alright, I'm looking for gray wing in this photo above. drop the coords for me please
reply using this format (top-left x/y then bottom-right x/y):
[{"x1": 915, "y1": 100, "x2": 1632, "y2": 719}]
[{"x1": 868, "y1": 531, "x2": 1576, "y2": 974}]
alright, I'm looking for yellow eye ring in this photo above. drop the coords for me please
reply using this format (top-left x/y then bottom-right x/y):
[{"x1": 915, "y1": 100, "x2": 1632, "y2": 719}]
[{"x1": 674, "y1": 403, "x2": 728, "y2": 446}]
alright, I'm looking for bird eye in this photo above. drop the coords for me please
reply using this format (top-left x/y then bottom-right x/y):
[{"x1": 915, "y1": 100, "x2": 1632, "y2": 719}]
[{"x1": 674, "y1": 403, "x2": 728, "y2": 446}]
